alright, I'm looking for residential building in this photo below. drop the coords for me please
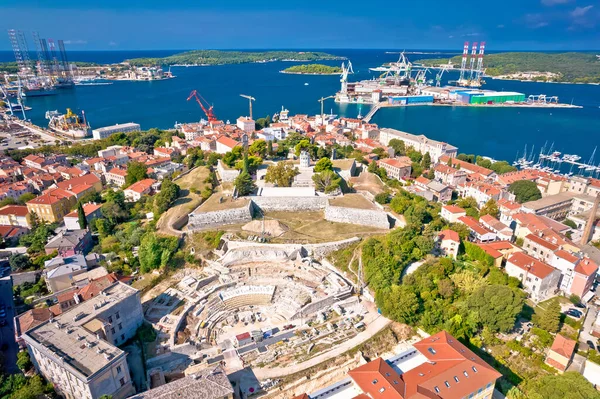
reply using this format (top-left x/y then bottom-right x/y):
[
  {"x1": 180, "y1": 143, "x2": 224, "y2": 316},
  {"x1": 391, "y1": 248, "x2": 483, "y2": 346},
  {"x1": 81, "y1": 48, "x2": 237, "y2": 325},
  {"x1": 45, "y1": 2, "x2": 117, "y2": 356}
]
[
  {"x1": 441, "y1": 205, "x2": 466, "y2": 223},
  {"x1": 128, "y1": 366, "x2": 233, "y2": 399},
  {"x1": 105, "y1": 168, "x2": 128, "y2": 187},
  {"x1": 44, "y1": 254, "x2": 89, "y2": 293},
  {"x1": 378, "y1": 128, "x2": 458, "y2": 162},
  {"x1": 545, "y1": 335, "x2": 576, "y2": 373},
  {"x1": 64, "y1": 203, "x2": 102, "y2": 230},
  {"x1": 479, "y1": 214, "x2": 513, "y2": 240},
  {"x1": 45, "y1": 229, "x2": 93, "y2": 256},
  {"x1": 458, "y1": 216, "x2": 497, "y2": 242},
  {"x1": 0, "y1": 205, "x2": 30, "y2": 228},
  {"x1": 497, "y1": 199, "x2": 522, "y2": 227},
  {"x1": 56, "y1": 174, "x2": 103, "y2": 200},
  {"x1": 14, "y1": 308, "x2": 61, "y2": 348},
  {"x1": 512, "y1": 212, "x2": 571, "y2": 239},
  {"x1": 26, "y1": 188, "x2": 76, "y2": 223},
  {"x1": 124, "y1": 178, "x2": 158, "y2": 202},
  {"x1": 433, "y1": 163, "x2": 467, "y2": 187},
  {"x1": 551, "y1": 252, "x2": 598, "y2": 300},
  {"x1": 236, "y1": 117, "x2": 255, "y2": 134},
  {"x1": 0, "y1": 225, "x2": 28, "y2": 242},
  {"x1": 458, "y1": 181, "x2": 504, "y2": 207},
  {"x1": 505, "y1": 252, "x2": 561, "y2": 302},
  {"x1": 378, "y1": 157, "x2": 412, "y2": 181},
  {"x1": 475, "y1": 241, "x2": 522, "y2": 268},
  {"x1": 523, "y1": 233, "x2": 560, "y2": 264},
  {"x1": 23, "y1": 282, "x2": 142, "y2": 399},
  {"x1": 215, "y1": 136, "x2": 240, "y2": 154},
  {"x1": 436, "y1": 230, "x2": 460, "y2": 259},
  {"x1": 439, "y1": 155, "x2": 496, "y2": 179},
  {"x1": 92, "y1": 123, "x2": 140, "y2": 140},
  {"x1": 292, "y1": 331, "x2": 501, "y2": 399},
  {"x1": 521, "y1": 192, "x2": 576, "y2": 220}
]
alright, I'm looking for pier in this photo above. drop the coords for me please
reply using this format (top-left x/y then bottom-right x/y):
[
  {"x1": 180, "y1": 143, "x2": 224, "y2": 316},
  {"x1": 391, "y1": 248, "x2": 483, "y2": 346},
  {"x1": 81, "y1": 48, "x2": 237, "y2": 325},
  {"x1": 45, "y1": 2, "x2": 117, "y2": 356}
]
[{"x1": 362, "y1": 103, "x2": 382, "y2": 123}]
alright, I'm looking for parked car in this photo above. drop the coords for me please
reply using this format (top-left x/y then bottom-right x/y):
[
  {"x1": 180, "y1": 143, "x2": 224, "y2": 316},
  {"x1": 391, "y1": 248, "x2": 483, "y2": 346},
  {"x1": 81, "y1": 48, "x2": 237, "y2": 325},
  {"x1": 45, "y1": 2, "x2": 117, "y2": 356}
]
[
  {"x1": 588, "y1": 340, "x2": 596, "y2": 351},
  {"x1": 568, "y1": 308, "x2": 583, "y2": 316},
  {"x1": 574, "y1": 303, "x2": 586, "y2": 309}
]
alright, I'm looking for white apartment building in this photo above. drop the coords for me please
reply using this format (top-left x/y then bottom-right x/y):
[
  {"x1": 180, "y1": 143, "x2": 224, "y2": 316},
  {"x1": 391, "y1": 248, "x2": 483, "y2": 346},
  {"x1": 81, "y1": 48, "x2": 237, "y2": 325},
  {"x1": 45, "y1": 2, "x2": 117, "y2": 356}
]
[
  {"x1": 236, "y1": 117, "x2": 255, "y2": 134},
  {"x1": 92, "y1": 123, "x2": 140, "y2": 140},
  {"x1": 505, "y1": 252, "x2": 561, "y2": 302},
  {"x1": 22, "y1": 282, "x2": 143, "y2": 399},
  {"x1": 378, "y1": 128, "x2": 458, "y2": 162}
]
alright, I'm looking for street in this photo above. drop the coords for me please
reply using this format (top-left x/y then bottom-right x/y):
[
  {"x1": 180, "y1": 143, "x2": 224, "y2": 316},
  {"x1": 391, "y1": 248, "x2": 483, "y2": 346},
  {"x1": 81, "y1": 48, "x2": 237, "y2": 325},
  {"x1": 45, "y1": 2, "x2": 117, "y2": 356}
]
[
  {"x1": 579, "y1": 303, "x2": 599, "y2": 349},
  {"x1": 0, "y1": 276, "x2": 19, "y2": 374}
]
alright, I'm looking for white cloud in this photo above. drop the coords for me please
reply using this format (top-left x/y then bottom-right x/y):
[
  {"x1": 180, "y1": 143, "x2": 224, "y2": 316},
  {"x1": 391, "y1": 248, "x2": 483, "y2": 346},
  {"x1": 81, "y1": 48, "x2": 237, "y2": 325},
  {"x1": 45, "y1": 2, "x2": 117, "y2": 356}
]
[
  {"x1": 63, "y1": 40, "x2": 87, "y2": 45},
  {"x1": 462, "y1": 32, "x2": 480, "y2": 37},
  {"x1": 524, "y1": 13, "x2": 550, "y2": 28},
  {"x1": 571, "y1": 5, "x2": 593, "y2": 17},
  {"x1": 108, "y1": 41, "x2": 118, "y2": 46}
]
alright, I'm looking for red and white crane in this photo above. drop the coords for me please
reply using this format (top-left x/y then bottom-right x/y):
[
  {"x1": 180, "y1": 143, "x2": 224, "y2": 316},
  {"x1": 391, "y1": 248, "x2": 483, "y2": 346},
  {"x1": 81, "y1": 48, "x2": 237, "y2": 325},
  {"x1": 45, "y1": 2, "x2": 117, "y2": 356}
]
[
  {"x1": 187, "y1": 90, "x2": 217, "y2": 123},
  {"x1": 468, "y1": 42, "x2": 478, "y2": 81},
  {"x1": 458, "y1": 42, "x2": 469, "y2": 82},
  {"x1": 475, "y1": 42, "x2": 486, "y2": 81}
]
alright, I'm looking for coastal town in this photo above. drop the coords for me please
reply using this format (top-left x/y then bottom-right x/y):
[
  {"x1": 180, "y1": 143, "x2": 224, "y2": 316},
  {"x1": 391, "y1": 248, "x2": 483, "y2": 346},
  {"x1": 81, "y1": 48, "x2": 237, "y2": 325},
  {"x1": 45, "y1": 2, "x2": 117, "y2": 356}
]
[{"x1": 0, "y1": 90, "x2": 600, "y2": 399}]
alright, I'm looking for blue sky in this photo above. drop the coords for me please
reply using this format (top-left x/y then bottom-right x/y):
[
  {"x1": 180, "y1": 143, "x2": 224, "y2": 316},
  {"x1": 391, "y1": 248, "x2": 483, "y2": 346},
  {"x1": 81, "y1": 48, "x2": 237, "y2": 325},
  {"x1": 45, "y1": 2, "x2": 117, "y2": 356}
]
[{"x1": 1, "y1": 0, "x2": 598, "y2": 50}]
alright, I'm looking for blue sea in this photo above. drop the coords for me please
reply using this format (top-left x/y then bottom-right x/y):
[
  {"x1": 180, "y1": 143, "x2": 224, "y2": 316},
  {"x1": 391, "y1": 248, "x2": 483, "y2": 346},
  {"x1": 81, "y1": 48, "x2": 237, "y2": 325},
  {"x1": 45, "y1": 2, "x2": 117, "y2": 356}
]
[{"x1": 1, "y1": 49, "x2": 599, "y2": 163}]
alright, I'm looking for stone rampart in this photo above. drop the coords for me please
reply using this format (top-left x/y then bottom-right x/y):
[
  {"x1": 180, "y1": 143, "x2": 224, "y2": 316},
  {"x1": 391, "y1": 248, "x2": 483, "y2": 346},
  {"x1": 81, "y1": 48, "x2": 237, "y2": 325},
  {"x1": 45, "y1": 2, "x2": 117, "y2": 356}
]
[
  {"x1": 250, "y1": 196, "x2": 327, "y2": 212},
  {"x1": 324, "y1": 206, "x2": 390, "y2": 229},
  {"x1": 187, "y1": 201, "x2": 252, "y2": 230}
]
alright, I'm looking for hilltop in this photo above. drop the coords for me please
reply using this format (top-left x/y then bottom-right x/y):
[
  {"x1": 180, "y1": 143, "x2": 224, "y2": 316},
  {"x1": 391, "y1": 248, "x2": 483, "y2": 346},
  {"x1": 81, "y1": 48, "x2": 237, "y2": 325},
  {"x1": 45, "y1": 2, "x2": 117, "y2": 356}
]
[
  {"x1": 281, "y1": 64, "x2": 342, "y2": 75},
  {"x1": 415, "y1": 52, "x2": 600, "y2": 83}
]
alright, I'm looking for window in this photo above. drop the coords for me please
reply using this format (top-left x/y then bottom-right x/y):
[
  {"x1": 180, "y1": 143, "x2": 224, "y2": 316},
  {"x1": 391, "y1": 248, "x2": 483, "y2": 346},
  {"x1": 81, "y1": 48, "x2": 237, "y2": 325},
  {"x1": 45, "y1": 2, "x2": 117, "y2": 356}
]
[
  {"x1": 472, "y1": 366, "x2": 478, "y2": 373},
  {"x1": 434, "y1": 387, "x2": 440, "y2": 393},
  {"x1": 108, "y1": 316, "x2": 113, "y2": 323},
  {"x1": 111, "y1": 328, "x2": 115, "y2": 335},
  {"x1": 118, "y1": 323, "x2": 123, "y2": 330},
  {"x1": 372, "y1": 379, "x2": 378, "y2": 384},
  {"x1": 379, "y1": 388, "x2": 385, "y2": 393},
  {"x1": 121, "y1": 334, "x2": 125, "y2": 341},
  {"x1": 385, "y1": 373, "x2": 390, "y2": 377},
  {"x1": 120, "y1": 378, "x2": 126, "y2": 387},
  {"x1": 115, "y1": 312, "x2": 120, "y2": 320},
  {"x1": 444, "y1": 381, "x2": 450, "y2": 388},
  {"x1": 463, "y1": 371, "x2": 469, "y2": 377},
  {"x1": 117, "y1": 366, "x2": 122, "y2": 374},
  {"x1": 427, "y1": 347, "x2": 437, "y2": 355},
  {"x1": 454, "y1": 376, "x2": 459, "y2": 382}
]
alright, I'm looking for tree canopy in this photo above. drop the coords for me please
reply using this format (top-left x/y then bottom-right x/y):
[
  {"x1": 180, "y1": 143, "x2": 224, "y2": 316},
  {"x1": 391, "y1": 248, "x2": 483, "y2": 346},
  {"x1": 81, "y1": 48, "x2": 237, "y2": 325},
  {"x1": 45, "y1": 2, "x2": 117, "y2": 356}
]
[
  {"x1": 508, "y1": 180, "x2": 542, "y2": 203},
  {"x1": 265, "y1": 162, "x2": 299, "y2": 187},
  {"x1": 466, "y1": 285, "x2": 525, "y2": 333},
  {"x1": 313, "y1": 170, "x2": 341, "y2": 193},
  {"x1": 125, "y1": 161, "x2": 148, "y2": 187},
  {"x1": 314, "y1": 157, "x2": 333, "y2": 173},
  {"x1": 523, "y1": 372, "x2": 600, "y2": 399}
]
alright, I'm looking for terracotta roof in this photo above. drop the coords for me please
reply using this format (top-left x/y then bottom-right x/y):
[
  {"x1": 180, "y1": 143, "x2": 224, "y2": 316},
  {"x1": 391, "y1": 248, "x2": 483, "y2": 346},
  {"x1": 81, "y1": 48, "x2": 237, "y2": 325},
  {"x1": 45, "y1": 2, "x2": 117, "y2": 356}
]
[
  {"x1": 507, "y1": 252, "x2": 557, "y2": 279},
  {"x1": 524, "y1": 233, "x2": 560, "y2": 251},
  {"x1": 15, "y1": 308, "x2": 58, "y2": 336},
  {"x1": 108, "y1": 168, "x2": 128, "y2": 177},
  {"x1": 379, "y1": 157, "x2": 412, "y2": 169},
  {"x1": 216, "y1": 136, "x2": 240, "y2": 149},
  {"x1": 439, "y1": 229, "x2": 460, "y2": 242},
  {"x1": 415, "y1": 176, "x2": 431, "y2": 186},
  {"x1": 550, "y1": 335, "x2": 576, "y2": 359},
  {"x1": 78, "y1": 273, "x2": 119, "y2": 301},
  {"x1": 575, "y1": 258, "x2": 598, "y2": 277},
  {"x1": 27, "y1": 188, "x2": 74, "y2": 205},
  {"x1": 56, "y1": 174, "x2": 101, "y2": 194},
  {"x1": 458, "y1": 216, "x2": 494, "y2": 236},
  {"x1": 443, "y1": 205, "x2": 466, "y2": 214},
  {"x1": 476, "y1": 243, "x2": 503, "y2": 259},
  {"x1": 292, "y1": 395, "x2": 310, "y2": 399},
  {"x1": 434, "y1": 164, "x2": 460, "y2": 175},
  {"x1": 125, "y1": 178, "x2": 157, "y2": 194},
  {"x1": 348, "y1": 357, "x2": 405, "y2": 399},
  {"x1": 64, "y1": 203, "x2": 102, "y2": 219},
  {"x1": 0, "y1": 205, "x2": 29, "y2": 217},
  {"x1": 236, "y1": 332, "x2": 251, "y2": 341},
  {"x1": 439, "y1": 156, "x2": 494, "y2": 176},
  {"x1": 554, "y1": 250, "x2": 579, "y2": 264}
]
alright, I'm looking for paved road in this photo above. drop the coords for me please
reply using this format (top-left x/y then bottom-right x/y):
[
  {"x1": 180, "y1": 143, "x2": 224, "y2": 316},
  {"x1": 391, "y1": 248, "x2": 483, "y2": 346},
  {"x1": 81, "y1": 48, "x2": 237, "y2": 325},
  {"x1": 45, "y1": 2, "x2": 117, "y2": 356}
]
[
  {"x1": 579, "y1": 304, "x2": 598, "y2": 347},
  {"x1": 252, "y1": 314, "x2": 391, "y2": 379},
  {"x1": 0, "y1": 276, "x2": 19, "y2": 373}
]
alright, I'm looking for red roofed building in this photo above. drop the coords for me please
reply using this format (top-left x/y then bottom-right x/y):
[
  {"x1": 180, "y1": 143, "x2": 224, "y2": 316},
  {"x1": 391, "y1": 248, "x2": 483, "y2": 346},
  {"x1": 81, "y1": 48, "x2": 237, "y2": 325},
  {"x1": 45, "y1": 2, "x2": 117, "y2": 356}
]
[
  {"x1": 436, "y1": 230, "x2": 460, "y2": 259},
  {"x1": 234, "y1": 332, "x2": 253, "y2": 347},
  {"x1": 105, "y1": 168, "x2": 128, "y2": 187},
  {"x1": 26, "y1": 188, "x2": 76, "y2": 223},
  {"x1": 457, "y1": 181, "x2": 505, "y2": 207},
  {"x1": 523, "y1": 233, "x2": 560, "y2": 264},
  {"x1": 479, "y1": 214, "x2": 513, "y2": 241},
  {"x1": 476, "y1": 241, "x2": 522, "y2": 267},
  {"x1": 0, "y1": 205, "x2": 30, "y2": 228},
  {"x1": 506, "y1": 252, "x2": 560, "y2": 302},
  {"x1": 545, "y1": 335, "x2": 576, "y2": 372},
  {"x1": 56, "y1": 173, "x2": 103, "y2": 200},
  {"x1": 378, "y1": 157, "x2": 412, "y2": 181},
  {"x1": 458, "y1": 216, "x2": 497, "y2": 243},
  {"x1": 216, "y1": 136, "x2": 241, "y2": 154},
  {"x1": 439, "y1": 155, "x2": 495, "y2": 178},
  {"x1": 441, "y1": 205, "x2": 467, "y2": 223},
  {"x1": 124, "y1": 178, "x2": 158, "y2": 202},
  {"x1": 63, "y1": 202, "x2": 102, "y2": 230},
  {"x1": 434, "y1": 163, "x2": 467, "y2": 187},
  {"x1": 571, "y1": 257, "x2": 598, "y2": 299}
]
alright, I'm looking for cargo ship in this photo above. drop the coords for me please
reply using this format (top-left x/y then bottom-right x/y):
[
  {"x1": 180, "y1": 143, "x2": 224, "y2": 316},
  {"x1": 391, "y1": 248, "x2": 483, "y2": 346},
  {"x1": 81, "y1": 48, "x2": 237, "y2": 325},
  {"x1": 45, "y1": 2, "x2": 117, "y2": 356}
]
[
  {"x1": 22, "y1": 85, "x2": 57, "y2": 97},
  {"x1": 45, "y1": 108, "x2": 91, "y2": 138}
]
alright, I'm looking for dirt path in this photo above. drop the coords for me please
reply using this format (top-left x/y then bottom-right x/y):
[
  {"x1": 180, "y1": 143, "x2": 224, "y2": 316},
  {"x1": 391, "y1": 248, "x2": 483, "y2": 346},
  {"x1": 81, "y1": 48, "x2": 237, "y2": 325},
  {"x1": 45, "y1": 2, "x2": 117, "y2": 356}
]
[{"x1": 252, "y1": 313, "x2": 391, "y2": 379}]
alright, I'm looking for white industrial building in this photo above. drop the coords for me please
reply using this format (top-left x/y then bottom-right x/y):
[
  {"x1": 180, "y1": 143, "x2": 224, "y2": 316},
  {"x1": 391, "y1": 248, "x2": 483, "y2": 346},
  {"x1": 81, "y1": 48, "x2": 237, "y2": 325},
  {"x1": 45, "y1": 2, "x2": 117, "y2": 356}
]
[{"x1": 92, "y1": 123, "x2": 141, "y2": 140}]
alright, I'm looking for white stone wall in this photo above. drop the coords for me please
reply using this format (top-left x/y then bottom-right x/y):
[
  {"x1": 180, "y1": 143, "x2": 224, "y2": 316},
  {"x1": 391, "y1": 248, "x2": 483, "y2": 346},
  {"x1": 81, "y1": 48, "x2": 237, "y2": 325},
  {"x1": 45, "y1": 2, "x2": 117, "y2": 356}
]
[
  {"x1": 324, "y1": 205, "x2": 390, "y2": 229},
  {"x1": 188, "y1": 202, "x2": 253, "y2": 230},
  {"x1": 251, "y1": 196, "x2": 327, "y2": 212},
  {"x1": 217, "y1": 160, "x2": 240, "y2": 182}
]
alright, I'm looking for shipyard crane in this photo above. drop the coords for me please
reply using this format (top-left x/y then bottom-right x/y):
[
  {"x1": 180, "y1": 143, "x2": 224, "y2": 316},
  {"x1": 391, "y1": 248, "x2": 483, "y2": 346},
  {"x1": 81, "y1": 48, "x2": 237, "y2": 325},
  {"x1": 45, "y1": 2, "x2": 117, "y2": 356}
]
[
  {"x1": 187, "y1": 90, "x2": 217, "y2": 123},
  {"x1": 240, "y1": 94, "x2": 256, "y2": 120},
  {"x1": 318, "y1": 96, "x2": 335, "y2": 127},
  {"x1": 435, "y1": 64, "x2": 450, "y2": 87},
  {"x1": 458, "y1": 42, "x2": 469, "y2": 82},
  {"x1": 340, "y1": 61, "x2": 354, "y2": 94}
]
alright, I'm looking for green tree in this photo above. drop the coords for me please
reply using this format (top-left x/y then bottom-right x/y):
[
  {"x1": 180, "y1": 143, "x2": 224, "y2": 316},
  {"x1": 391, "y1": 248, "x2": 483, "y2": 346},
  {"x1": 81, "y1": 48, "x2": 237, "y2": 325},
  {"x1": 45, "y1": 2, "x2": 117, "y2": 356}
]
[
  {"x1": 234, "y1": 155, "x2": 263, "y2": 173},
  {"x1": 248, "y1": 139, "x2": 267, "y2": 158},
  {"x1": 77, "y1": 201, "x2": 88, "y2": 230},
  {"x1": 536, "y1": 299, "x2": 561, "y2": 333},
  {"x1": 234, "y1": 172, "x2": 255, "y2": 196},
  {"x1": 388, "y1": 139, "x2": 406, "y2": 155},
  {"x1": 564, "y1": 219, "x2": 577, "y2": 229},
  {"x1": 125, "y1": 161, "x2": 148, "y2": 186},
  {"x1": 294, "y1": 139, "x2": 311, "y2": 157},
  {"x1": 154, "y1": 178, "x2": 181, "y2": 215},
  {"x1": 314, "y1": 157, "x2": 333, "y2": 172},
  {"x1": 421, "y1": 152, "x2": 432, "y2": 169},
  {"x1": 368, "y1": 160, "x2": 378, "y2": 174},
  {"x1": 267, "y1": 140, "x2": 273, "y2": 156},
  {"x1": 479, "y1": 199, "x2": 499, "y2": 218},
  {"x1": 376, "y1": 285, "x2": 420, "y2": 325},
  {"x1": 312, "y1": 170, "x2": 341, "y2": 193},
  {"x1": 523, "y1": 372, "x2": 600, "y2": 399},
  {"x1": 466, "y1": 285, "x2": 524, "y2": 332},
  {"x1": 265, "y1": 162, "x2": 299, "y2": 187},
  {"x1": 17, "y1": 193, "x2": 36, "y2": 204},
  {"x1": 508, "y1": 180, "x2": 542, "y2": 203},
  {"x1": 16, "y1": 351, "x2": 32, "y2": 371},
  {"x1": 138, "y1": 233, "x2": 179, "y2": 273},
  {"x1": 475, "y1": 156, "x2": 492, "y2": 169},
  {"x1": 222, "y1": 146, "x2": 243, "y2": 167},
  {"x1": 9, "y1": 254, "x2": 31, "y2": 272}
]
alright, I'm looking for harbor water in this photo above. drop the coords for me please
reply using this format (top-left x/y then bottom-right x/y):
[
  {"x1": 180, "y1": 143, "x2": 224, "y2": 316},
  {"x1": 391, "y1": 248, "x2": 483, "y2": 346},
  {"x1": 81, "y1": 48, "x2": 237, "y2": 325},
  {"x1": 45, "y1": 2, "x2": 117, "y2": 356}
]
[{"x1": 1, "y1": 49, "x2": 599, "y2": 163}]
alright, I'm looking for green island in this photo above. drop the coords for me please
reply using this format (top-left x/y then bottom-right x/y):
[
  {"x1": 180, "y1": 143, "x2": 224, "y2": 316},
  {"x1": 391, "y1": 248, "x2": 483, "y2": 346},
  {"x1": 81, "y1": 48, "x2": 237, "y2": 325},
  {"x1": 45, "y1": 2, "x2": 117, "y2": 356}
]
[
  {"x1": 0, "y1": 61, "x2": 99, "y2": 74},
  {"x1": 125, "y1": 50, "x2": 344, "y2": 66},
  {"x1": 416, "y1": 52, "x2": 600, "y2": 83},
  {"x1": 281, "y1": 63, "x2": 342, "y2": 75}
]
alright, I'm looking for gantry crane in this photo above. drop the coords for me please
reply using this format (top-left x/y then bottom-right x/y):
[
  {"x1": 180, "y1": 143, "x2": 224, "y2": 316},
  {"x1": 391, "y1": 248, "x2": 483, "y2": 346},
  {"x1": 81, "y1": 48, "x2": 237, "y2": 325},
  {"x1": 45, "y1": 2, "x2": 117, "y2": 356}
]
[
  {"x1": 240, "y1": 94, "x2": 255, "y2": 120},
  {"x1": 187, "y1": 90, "x2": 217, "y2": 122}
]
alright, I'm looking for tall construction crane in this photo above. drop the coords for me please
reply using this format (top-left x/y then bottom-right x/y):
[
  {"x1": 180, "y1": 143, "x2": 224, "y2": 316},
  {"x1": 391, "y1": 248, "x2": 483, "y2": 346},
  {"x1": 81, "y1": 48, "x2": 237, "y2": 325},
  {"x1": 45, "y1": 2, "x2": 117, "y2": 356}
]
[
  {"x1": 318, "y1": 96, "x2": 335, "y2": 126},
  {"x1": 187, "y1": 90, "x2": 217, "y2": 122},
  {"x1": 240, "y1": 94, "x2": 255, "y2": 120},
  {"x1": 435, "y1": 64, "x2": 450, "y2": 87},
  {"x1": 468, "y1": 42, "x2": 478, "y2": 81},
  {"x1": 475, "y1": 42, "x2": 486, "y2": 83},
  {"x1": 458, "y1": 42, "x2": 469, "y2": 82}
]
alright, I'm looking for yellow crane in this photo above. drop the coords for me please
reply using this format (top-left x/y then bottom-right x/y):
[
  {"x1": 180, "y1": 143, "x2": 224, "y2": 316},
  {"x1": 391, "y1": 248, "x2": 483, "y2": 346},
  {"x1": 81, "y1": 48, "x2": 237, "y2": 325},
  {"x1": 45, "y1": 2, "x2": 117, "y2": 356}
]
[{"x1": 240, "y1": 94, "x2": 256, "y2": 120}]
